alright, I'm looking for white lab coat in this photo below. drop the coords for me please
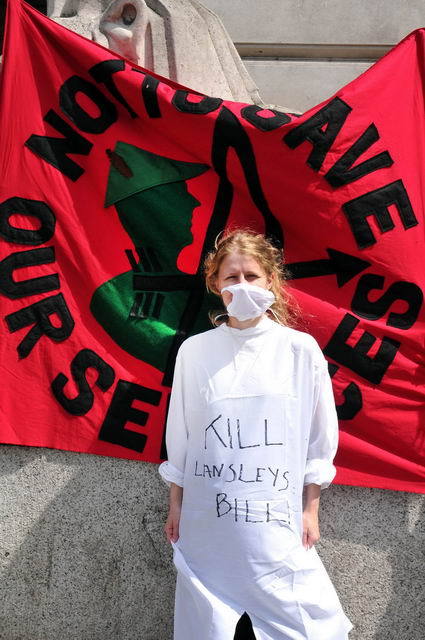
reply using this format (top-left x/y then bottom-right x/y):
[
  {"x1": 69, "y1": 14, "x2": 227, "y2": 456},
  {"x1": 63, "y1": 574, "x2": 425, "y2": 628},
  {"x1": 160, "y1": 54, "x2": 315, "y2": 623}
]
[{"x1": 159, "y1": 316, "x2": 353, "y2": 639}]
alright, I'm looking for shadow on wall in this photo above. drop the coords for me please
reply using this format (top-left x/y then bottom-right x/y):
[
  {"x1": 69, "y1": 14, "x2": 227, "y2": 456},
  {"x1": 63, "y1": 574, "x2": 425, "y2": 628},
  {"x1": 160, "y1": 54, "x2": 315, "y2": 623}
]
[
  {"x1": 0, "y1": 446, "x2": 424, "y2": 640},
  {"x1": 0, "y1": 445, "x2": 174, "y2": 640},
  {"x1": 319, "y1": 484, "x2": 425, "y2": 640}
]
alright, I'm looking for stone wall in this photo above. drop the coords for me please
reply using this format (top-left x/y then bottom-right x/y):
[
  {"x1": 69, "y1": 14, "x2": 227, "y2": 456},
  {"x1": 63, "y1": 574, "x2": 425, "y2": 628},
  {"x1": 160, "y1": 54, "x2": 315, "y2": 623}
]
[
  {"x1": 1, "y1": 446, "x2": 424, "y2": 639},
  {"x1": 203, "y1": 0, "x2": 425, "y2": 111}
]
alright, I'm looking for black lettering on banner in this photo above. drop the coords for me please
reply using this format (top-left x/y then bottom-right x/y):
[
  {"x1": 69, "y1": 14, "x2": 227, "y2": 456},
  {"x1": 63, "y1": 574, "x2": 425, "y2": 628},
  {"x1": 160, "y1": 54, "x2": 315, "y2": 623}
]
[
  {"x1": 337, "y1": 381, "x2": 363, "y2": 420},
  {"x1": 0, "y1": 247, "x2": 59, "y2": 299},
  {"x1": 51, "y1": 348, "x2": 115, "y2": 416},
  {"x1": 342, "y1": 179, "x2": 418, "y2": 248},
  {"x1": 0, "y1": 197, "x2": 56, "y2": 245},
  {"x1": 240, "y1": 105, "x2": 290, "y2": 131},
  {"x1": 25, "y1": 110, "x2": 92, "y2": 181},
  {"x1": 59, "y1": 76, "x2": 118, "y2": 134},
  {"x1": 328, "y1": 363, "x2": 362, "y2": 420},
  {"x1": 283, "y1": 97, "x2": 352, "y2": 171},
  {"x1": 132, "y1": 69, "x2": 162, "y2": 118},
  {"x1": 141, "y1": 75, "x2": 161, "y2": 118},
  {"x1": 172, "y1": 90, "x2": 223, "y2": 114},
  {"x1": 325, "y1": 124, "x2": 393, "y2": 188},
  {"x1": 98, "y1": 380, "x2": 161, "y2": 451},
  {"x1": 324, "y1": 312, "x2": 400, "y2": 385},
  {"x1": 90, "y1": 60, "x2": 137, "y2": 118},
  {"x1": 352, "y1": 274, "x2": 423, "y2": 329},
  {"x1": 5, "y1": 293, "x2": 75, "y2": 359}
]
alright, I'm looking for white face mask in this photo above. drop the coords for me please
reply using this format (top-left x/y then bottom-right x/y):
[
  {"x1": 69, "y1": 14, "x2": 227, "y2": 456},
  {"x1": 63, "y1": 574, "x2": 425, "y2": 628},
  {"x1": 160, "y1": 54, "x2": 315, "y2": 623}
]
[{"x1": 220, "y1": 282, "x2": 275, "y2": 321}]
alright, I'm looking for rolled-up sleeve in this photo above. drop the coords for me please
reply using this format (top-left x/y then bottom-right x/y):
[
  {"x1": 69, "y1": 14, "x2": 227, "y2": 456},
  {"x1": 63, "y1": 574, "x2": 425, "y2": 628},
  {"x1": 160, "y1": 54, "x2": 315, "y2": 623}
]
[
  {"x1": 158, "y1": 346, "x2": 188, "y2": 488},
  {"x1": 304, "y1": 356, "x2": 339, "y2": 489}
]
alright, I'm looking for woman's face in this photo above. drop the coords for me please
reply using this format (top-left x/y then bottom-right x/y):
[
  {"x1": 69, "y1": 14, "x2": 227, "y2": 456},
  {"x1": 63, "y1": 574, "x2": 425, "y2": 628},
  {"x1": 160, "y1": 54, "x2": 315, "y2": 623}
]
[{"x1": 215, "y1": 252, "x2": 271, "y2": 307}]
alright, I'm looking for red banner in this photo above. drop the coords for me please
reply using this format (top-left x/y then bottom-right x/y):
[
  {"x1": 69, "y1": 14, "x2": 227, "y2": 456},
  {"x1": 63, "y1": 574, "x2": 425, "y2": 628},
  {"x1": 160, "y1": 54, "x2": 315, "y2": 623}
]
[{"x1": 0, "y1": 0, "x2": 424, "y2": 493}]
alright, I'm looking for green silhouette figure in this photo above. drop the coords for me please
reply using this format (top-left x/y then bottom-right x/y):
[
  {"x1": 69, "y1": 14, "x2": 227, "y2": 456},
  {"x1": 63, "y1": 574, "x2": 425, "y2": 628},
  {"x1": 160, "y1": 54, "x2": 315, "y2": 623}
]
[{"x1": 90, "y1": 141, "x2": 216, "y2": 378}]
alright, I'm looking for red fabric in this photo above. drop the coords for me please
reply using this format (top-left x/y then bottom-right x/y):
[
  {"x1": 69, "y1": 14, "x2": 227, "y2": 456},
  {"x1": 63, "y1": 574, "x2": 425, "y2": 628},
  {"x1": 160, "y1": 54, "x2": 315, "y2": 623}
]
[{"x1": 0, "y1": 0, "x2": 424, "y2": 493}]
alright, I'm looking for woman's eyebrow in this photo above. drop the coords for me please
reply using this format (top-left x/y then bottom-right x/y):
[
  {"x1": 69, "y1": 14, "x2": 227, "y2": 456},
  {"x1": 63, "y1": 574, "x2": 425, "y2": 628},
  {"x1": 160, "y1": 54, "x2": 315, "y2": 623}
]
[{"x1": 223, "y1": 270, "x2": 261, "y2": 276}]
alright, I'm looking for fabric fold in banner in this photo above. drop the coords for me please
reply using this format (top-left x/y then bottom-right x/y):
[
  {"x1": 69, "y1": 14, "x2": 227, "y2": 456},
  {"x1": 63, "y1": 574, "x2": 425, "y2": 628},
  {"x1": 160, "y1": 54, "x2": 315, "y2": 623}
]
[{"x1": 0, "y1": 0, "x2": 424, "y2": 493}]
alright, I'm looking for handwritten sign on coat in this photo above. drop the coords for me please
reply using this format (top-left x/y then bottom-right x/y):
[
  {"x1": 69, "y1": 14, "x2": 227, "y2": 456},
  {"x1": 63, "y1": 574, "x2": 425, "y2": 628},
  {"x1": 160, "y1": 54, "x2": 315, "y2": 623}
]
[{"x1": 0, "y1": 0, "x2": 424, "y2": 493}]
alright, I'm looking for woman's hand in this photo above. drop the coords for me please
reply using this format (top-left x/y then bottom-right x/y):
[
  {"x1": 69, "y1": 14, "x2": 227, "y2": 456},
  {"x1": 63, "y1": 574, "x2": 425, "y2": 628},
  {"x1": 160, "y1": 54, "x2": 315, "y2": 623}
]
[
  {"x1": 164, "y1": 483, "x2": 183, "y2": 543},
  {"x1": 165, "y1": 503, "x2": 181, "y2": 543},
  {"x1": 302, "y1": 483, "x2": 321, "y2": 549},
  {"x1": 302, "y1": 510, "x2": 320, "y2": 549}
]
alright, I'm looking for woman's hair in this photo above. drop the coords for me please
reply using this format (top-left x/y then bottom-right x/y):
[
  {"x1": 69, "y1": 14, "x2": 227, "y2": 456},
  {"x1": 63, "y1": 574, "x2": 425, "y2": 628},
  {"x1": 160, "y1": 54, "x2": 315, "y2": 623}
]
[{"x1": 203, "y1": 228, "x2": 301, "y2": 327}]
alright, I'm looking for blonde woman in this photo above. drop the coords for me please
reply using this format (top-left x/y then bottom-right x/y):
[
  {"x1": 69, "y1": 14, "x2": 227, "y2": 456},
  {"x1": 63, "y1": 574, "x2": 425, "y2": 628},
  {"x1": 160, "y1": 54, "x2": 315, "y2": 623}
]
[{"x1": 159, "y1": 230, "x2": 352, "y2": 640}]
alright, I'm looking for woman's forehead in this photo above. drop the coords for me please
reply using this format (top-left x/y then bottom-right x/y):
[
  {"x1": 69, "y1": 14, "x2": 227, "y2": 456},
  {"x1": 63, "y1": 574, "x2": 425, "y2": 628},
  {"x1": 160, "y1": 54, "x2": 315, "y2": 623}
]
[{"x1": 218, "y1": 252, "x2": 264, "y2": 273}]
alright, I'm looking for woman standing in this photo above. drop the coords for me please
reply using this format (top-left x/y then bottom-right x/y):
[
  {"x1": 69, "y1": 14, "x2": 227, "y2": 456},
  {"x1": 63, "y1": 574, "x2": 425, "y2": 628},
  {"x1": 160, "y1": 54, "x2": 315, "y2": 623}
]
[{"x1": 159, "y1": 230, "x2": 353, "y2": 639}]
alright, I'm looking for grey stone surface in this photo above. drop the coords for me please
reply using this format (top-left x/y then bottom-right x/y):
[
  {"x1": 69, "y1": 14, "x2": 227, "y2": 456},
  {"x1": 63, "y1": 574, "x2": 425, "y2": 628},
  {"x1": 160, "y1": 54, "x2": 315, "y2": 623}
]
[
  {"x1": 0, "y1": 446, "x2": 173, "y2": 640},
  {"x1": 244, "y1": 59, "x2": 372, "y2": 113},
  {"x1": 47, "y1": 0, "x2": 110, "y2": 43},
  {"x1": 202, "y1": 0, "x2": 425, "y2": 113},
  {"x1": 318, "y1": 485, "x2": 425, "y2": 640},
  {"x1": 1, "y1": 446, "x2": 424, "y2": 639},
  {"x1": 201, "y1": 0, "x2": 425, "y2": 45},
  {"x1": 46, "y1": 0, "x2": 265, "y2": 104},
  {"x1": 98, "y1": 0, "x2": 264, "y2": 103}
]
